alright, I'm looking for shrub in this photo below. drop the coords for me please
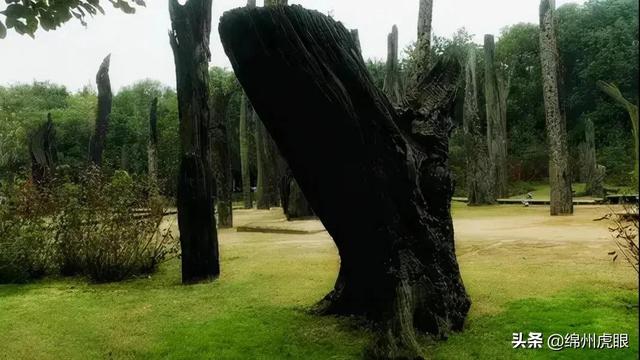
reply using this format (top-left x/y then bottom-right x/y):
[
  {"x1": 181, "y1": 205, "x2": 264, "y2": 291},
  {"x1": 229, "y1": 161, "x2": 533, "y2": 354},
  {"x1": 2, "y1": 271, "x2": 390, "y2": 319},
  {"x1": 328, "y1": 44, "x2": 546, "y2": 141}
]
[
  {"x1": 0, "y1": 181, "x2": 56, "y2": 283},
  {"x1": 54, "y1": 169, "x2": 178, "y2": 283},
  {"x1": 1, "y1": 169, "x2": 178, "y2": 284}
]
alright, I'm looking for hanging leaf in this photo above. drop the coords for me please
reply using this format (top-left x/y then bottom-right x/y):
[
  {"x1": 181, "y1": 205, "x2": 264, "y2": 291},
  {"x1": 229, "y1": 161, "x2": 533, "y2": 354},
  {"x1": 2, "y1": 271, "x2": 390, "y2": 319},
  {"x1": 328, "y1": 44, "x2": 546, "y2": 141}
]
[{"x1": 0, "y1": 21, "x2": 6, "y2": 39}]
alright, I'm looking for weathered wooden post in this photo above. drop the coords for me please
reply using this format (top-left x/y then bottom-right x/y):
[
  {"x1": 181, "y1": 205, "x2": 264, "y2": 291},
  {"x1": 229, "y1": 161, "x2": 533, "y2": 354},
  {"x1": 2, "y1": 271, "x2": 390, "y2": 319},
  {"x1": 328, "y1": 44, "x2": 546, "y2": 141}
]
[
  {"x1": 169, "y1": 0, "x2": 219, "y2": 282},
  {"x1": 539, "y1": 0, "x2": 573, "y2": 215}
]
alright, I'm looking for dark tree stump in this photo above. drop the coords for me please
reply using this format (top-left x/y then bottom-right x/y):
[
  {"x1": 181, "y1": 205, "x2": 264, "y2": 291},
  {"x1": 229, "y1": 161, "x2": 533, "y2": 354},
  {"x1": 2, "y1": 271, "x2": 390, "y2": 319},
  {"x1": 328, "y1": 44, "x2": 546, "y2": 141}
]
[
  {"x1": 169, "y1": 0, "x2": 219, "y2": 283},
  {"x1": 220, "y1": 6, "x2": 470, "y2": 358},
  {"x1": 90, "y1": 54, "x2": 112, "y2": 167}
]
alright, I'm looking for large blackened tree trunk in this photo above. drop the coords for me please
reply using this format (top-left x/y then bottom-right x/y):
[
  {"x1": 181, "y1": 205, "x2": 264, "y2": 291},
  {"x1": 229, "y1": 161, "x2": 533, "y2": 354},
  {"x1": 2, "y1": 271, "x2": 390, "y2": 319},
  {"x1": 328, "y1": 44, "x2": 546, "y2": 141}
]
[
  {"x1": 484, "y1": 35, "x2": 508, "y2": 198},
  {"x1": 383, "y1": 25, "x2": 403, "y2": 104},
  {"x1": 148, "y1": 97, "x2": 159, "y2": 193},
  {"x1": 210, "y1": 91, "x2": 234, "y2": 228},
  {"x1": 539, "y1": 0, "x2": 573, "y2": 215},
  {"x1": 463, "y1": 50, "x2": 494, "y2": 205},
  {"x1": 90, "y1": 54, "x2": 112, "y2": 167},
  {"x1": 29, "y1": 113, "x2": 57, "y2": 188},
  {"x1": 220, "y1": 6, "x2": 470, "y2": 358},
  {"x1": 240, "y1": 94, "x2": 253, "y2": 209},
  {"x1": 169, "y1": 0, "x2": 219, "y2": 283}
]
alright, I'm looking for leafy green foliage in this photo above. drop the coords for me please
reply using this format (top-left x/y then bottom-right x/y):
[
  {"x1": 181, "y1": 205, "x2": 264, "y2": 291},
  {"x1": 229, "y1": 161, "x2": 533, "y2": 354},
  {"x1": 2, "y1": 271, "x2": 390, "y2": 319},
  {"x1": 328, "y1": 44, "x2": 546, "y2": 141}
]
[
  {"x1": 0, "y1": 0, "x2": 145, "y2": 38},
  {"x1": 0, "y1": 169, "x2": 178, "y2": 284},
  {"x1": 557, "y1": 0, "x2": 638, "y2": 184},
  {"x1": 0, "y1": 180, "x2": 56, "y2": 283},
  {"x1": 53, "y1": 169, "x2": 178, "y2": 283}
]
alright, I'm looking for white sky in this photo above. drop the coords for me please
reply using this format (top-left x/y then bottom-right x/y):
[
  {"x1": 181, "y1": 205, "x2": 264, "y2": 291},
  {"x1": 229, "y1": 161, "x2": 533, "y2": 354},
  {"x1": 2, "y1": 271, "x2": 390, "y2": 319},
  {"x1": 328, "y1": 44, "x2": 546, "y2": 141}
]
[{"x1": 0, "y1": 0, "x2": 585, "y2": 92}]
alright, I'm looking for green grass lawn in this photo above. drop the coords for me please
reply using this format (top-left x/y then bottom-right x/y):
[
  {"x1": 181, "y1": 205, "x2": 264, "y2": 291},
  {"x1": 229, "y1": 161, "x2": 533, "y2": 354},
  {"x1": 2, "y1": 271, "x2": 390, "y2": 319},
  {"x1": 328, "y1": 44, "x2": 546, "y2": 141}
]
[{"x1": 0, "y1": 206, "x2": 637, "y2": 359}]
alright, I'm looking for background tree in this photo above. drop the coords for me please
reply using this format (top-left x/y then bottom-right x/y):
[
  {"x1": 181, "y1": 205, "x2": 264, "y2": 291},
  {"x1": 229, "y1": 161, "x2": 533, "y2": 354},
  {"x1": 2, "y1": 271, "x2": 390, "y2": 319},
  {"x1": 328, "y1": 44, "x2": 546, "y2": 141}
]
[
  {"x1": 383, "y1": 25, "x2": 403, "y2": 104},
  {"x1": 169, "y1": 0, "x2": 219, "y2": 283},
  {"x1": 558, "y1": 0, "x2": 638, "y2": 185},
  {"x1": 484, "y1": 35, "x2": 509, "y2": 198},
  {"x1": 496, "y1": 23, "x2": 546, "y2": 182},
  {"x1": 416, "y1": 0, "x2": 433, "y2": 68},
  {"x1": 463, "y1": 49, "x2": 494, "y2": 204},
  {"x1": 540, "y1": 0, "x2": 573, "y2": 215},
  {"x1": 89, "y1": 54, "x2": 112, "y2": 167},
  {"x1": 581, "y1": 118, "x2": 605, "y2": 197},
  {"x1": 209, "y1": 67, "x2": 239, "y2": 228},
  {"x1": 597, "y1": 81, "x2": 639, "y2": 188},
  {"x1": 239, "y1": 94, "x2": 253, "y2": 209}
]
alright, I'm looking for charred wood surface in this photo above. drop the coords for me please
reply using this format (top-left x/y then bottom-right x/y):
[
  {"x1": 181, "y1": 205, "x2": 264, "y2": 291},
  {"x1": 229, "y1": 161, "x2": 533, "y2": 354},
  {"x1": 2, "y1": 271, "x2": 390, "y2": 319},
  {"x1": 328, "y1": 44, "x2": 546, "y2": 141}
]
[
  {"x1": 169, "y1": 0, "x2": 219, "y2": 283},
  {"x1": 220, "y1": 6, "x2": 470, "y2": 358}
]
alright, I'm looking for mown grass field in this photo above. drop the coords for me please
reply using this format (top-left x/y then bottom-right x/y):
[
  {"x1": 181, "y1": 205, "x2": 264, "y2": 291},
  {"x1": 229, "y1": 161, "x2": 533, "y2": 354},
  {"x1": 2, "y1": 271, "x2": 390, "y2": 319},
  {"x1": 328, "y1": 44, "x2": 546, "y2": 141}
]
[{"x1": 0, "y1": 203, "x2": 637, "y2": 359}]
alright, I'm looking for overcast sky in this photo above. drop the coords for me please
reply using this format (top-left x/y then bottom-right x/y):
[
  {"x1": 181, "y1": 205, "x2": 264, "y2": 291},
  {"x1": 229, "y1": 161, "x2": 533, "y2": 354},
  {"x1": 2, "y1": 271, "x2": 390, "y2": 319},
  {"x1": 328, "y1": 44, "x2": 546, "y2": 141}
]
[{"x1": 0, "y1": 0, "x2": 585, "y2": 92}]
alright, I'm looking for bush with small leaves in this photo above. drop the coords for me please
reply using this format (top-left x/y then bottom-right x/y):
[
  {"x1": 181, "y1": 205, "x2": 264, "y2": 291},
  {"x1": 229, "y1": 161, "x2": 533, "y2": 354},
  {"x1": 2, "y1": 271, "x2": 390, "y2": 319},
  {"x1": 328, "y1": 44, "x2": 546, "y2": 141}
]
[
  {"x1": 0, "y1": 181, "x2": 56, "y2": 283},
  {"x1": 53, "y1": 169, "x2": 178, "y2": 283}
]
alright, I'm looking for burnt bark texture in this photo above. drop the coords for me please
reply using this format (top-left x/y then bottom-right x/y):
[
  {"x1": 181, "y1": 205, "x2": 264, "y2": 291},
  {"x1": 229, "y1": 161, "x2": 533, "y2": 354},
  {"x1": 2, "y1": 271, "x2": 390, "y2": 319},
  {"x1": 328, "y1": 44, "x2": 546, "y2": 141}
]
[
  {"x1": 463, "y1": 50, "x2": 494, "y2": 205},
  {"x1": 90, "y1": 54, "x2": 112, "y2": 167},
  {"x1": 240, "y1": 93, "x2": 253, "y2": 209},
  {"x1": 169, "y1": 0, "x2": 219, "y2": 283},
  {"x1": 539, "y1": 0, "x2": 573, "y2": 215},
  {"x1": 383, "y1": 25, "x2": 403, "y2": 105},
  {"x1": 483, "y1": 35, "x2": 509, "y2": 198},
  {"x1": 220, "y1": 6, "x2": 470, "y2": 358},
  {"x1": 29, "y1": 113, "x2": 57, "y2": 188},
  {"x1": 148, "y1": 97, "x2": 159, "y2": 193},
  {"x1": 210, "y1": 89, "x2": 234, "y2": 228}
]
